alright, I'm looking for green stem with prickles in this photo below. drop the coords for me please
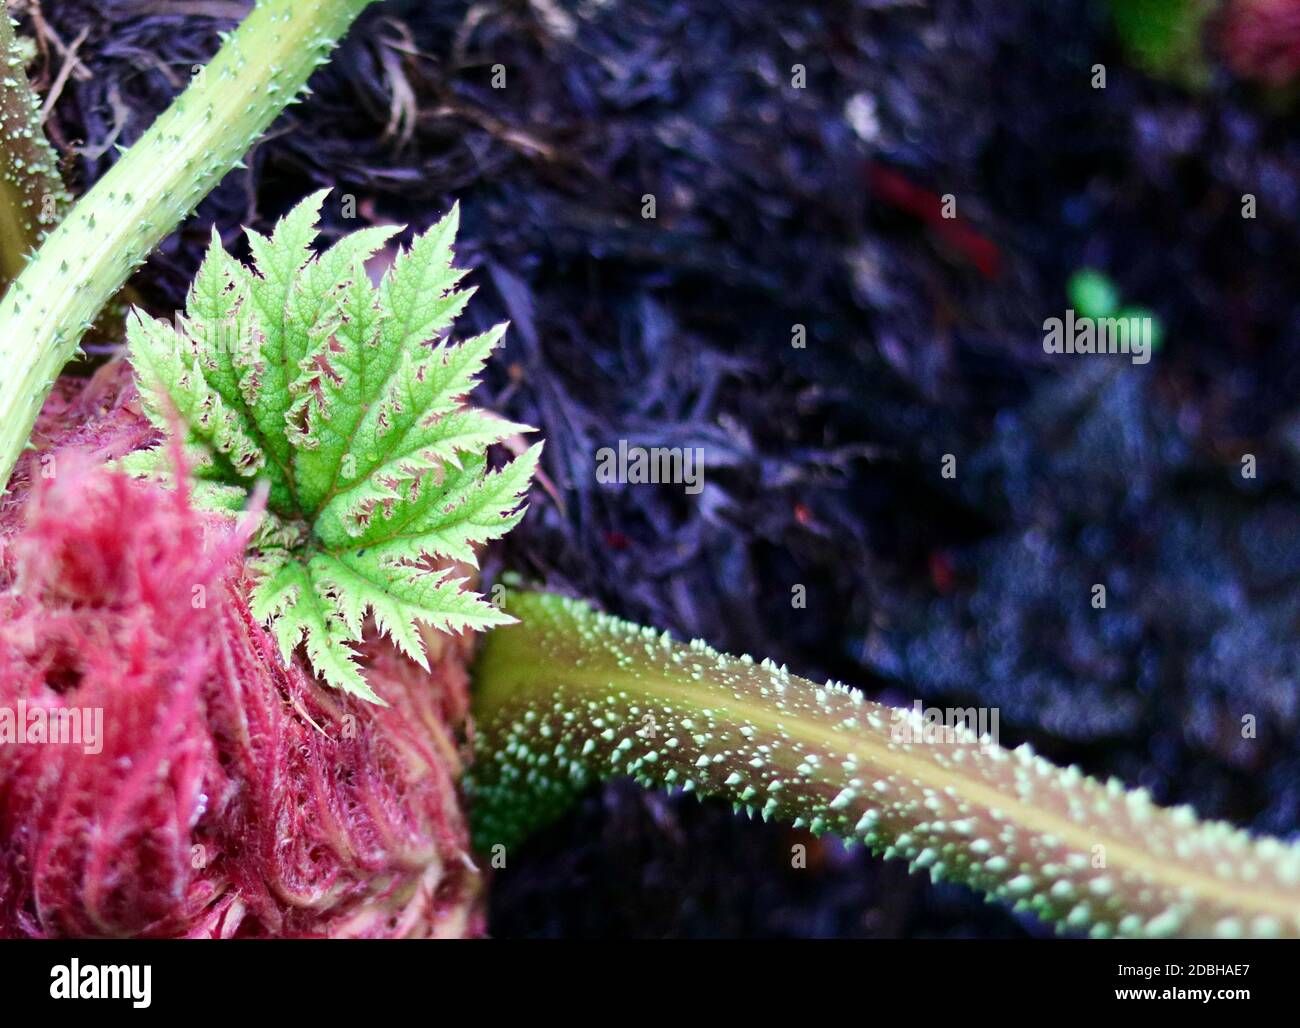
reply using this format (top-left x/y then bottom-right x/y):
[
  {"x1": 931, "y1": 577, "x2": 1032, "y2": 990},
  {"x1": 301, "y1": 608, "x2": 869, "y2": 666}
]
[
  {"x1": 0, "y1": 0, "x2": 377, "y2": 492},
  {"x1": 0, "y1": 2, "x2": 71, "y2": 290},
  {"x1": 471, "y1": 589, "x2": 1300, "y2": 939}
]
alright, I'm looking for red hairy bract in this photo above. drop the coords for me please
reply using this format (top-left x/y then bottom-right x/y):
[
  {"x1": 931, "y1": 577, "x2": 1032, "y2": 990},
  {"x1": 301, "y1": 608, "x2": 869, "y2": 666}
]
[{"x1": 0, "y1": 363, "x2": 483, "y2": 938}]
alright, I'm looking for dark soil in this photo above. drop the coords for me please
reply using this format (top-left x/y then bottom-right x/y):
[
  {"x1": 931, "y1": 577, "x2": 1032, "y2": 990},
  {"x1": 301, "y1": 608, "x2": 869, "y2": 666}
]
[{"x1": 24, "y1": 0, "x2": 1300, "y2": 937}]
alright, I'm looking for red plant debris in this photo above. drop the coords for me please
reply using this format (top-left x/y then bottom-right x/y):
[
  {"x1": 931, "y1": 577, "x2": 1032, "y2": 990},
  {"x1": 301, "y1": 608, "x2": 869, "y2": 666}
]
[
  {"x1": 1220, "y1": 0, "x2": 1300, "y2": 87},
  {"x1": 864, "y1": 160, "x2": 1003, "y2": 280},
  {"x1": 0, "y1": 363, "x2": 484, "y2": 938}
]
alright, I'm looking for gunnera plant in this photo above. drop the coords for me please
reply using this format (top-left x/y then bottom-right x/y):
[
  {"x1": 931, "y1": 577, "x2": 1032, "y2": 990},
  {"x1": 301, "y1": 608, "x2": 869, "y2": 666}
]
[{"x1": 2, "y1": 0, "x2": 1300, "y2": 940}]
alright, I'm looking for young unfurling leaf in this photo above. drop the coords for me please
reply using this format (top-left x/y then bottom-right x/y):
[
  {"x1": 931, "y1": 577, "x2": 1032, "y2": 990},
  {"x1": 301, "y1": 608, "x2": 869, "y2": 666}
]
[{"x1": 125, "y1": 193, "x2": 540, "y2": 702}]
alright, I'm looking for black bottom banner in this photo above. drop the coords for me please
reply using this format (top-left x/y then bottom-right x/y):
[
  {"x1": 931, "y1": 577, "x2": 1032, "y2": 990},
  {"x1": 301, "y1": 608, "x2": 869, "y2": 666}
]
[{"x1": 0, "y1": 939, "x2": 1288, "y2": 1016}]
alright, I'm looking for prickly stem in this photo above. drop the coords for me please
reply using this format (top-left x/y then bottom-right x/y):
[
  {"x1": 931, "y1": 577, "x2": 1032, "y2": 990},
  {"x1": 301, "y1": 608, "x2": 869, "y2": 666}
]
[
  {"x1": 0, "y1": 1, "x2": 71, "y2": 290},
  {"x1": 0, "y1": 0, "x2": 378, "y2": 493},
  {"x1": 470, "y1": 589, "x2": 1300, "y2": 939}
]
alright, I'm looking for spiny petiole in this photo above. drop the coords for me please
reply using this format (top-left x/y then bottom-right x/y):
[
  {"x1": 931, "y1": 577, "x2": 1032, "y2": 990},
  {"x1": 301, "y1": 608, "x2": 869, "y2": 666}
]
[{"x1": 470, "y1": 588, "x2": 1300, "y2": 940}]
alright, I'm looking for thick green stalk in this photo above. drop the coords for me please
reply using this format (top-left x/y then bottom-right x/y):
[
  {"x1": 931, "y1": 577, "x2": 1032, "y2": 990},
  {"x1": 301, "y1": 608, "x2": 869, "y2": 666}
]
[
  {"x1": 0, "y1": 2, "x2": 71, "y2": 289},
  {"x1": 0, "y1": 0, "x2": 377, "y2": 492},
  {"x1": 471, "y1": 589, "x2": 1300, "y2": 939}
]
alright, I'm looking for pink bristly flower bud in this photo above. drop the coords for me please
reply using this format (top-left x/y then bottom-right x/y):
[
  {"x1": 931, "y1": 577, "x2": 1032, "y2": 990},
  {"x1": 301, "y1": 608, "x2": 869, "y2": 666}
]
[{"x1": 0, "y1": 364, "x2": 484, "y2": 938}]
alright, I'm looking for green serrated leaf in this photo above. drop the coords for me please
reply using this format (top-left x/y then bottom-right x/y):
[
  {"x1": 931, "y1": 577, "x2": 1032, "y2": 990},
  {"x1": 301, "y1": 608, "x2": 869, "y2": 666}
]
[
  {"x1": 316, "y1": 326, "x2": 529, "y2": 530},
  {"x1": 119, "y1": 444, "x2": 251, "y2": 513},
  {"x1": 124, "y1": 191, "x2": 539, "y2": 702},
  {"x1": 239, "y1": 190, "x2": 330, "y2": 471},
  {"x1": 316, "y1": 444, "x2": 541, "y2": 568},
  {"x1": 380, "y1": 203, "x2": 473, "y2": 350},
  {"x1": 311, "y1": 552, "x2": 513, "y2": 670},
  {"x1": 249, "y1": 551, "x2": 380, "y2": 704},
  {"x1": 127, "y1": 310, "x2": 266, "y2": 478}
]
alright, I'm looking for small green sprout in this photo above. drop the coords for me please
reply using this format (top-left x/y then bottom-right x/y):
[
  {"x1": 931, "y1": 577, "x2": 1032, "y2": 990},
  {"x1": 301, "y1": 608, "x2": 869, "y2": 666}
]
[{"x1": 1068, "y1": 267, "x2": 1164, "y2": 353}]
